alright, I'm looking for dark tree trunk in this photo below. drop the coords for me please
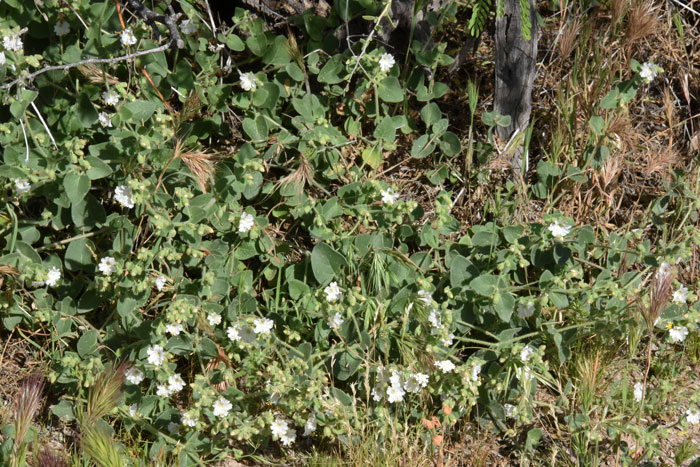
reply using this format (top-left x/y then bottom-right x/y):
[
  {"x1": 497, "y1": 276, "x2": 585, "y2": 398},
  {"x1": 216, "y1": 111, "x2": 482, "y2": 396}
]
[{"x1": 494, "y1": 0, "x2": 537, "y2": 172}]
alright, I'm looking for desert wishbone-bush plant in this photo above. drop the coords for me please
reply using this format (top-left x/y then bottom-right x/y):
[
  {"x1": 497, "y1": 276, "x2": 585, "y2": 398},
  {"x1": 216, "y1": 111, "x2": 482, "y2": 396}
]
[{"x1": 0, "y1": 0, "x2": 696, "y2": 464}]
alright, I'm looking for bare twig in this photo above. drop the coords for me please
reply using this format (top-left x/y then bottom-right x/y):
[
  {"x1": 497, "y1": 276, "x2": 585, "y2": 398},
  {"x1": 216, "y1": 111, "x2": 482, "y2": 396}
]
[
  {"x1": 19, "y1": 118, "x2": 29, "y2": 164},
  {"x1": 0, "y1": 44, "x2": 171, "y2": 91},
  {"x1": 123, "y1": 0, "x2": 184, "y2": 49}
]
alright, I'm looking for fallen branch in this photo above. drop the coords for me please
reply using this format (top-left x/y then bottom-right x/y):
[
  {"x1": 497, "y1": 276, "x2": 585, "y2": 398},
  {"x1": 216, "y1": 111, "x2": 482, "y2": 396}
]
[{"x1": 0, "y1": 44, "x2": 170, "y2": 91}]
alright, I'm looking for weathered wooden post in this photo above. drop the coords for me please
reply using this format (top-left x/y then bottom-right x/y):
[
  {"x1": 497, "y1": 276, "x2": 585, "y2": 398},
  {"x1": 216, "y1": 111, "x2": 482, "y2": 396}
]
[{"x1": 494, "y1": 0, "x2": 538, "y2": 174}]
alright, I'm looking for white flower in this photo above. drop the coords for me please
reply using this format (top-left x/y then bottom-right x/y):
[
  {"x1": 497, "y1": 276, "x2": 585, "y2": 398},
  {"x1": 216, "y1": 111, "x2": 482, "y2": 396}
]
[
  {"x1": 253, "y1": 317, "x2": 274, "y2": 335},
  {"x1": 238, "y1": 212, "x2": 255, "y2": 233},
  {"x1": 227, "y1": 325, "x2": 240, "y2": 341},
  {"x1": 54, "y1": 20, "x2": 70, "y2": 36},
  {"x1": 435, "y1": 360, "x2": 456, "y2": 373},
  {"x1": 403, "y1": 373, "x2": 429, "y2": 393},
  {"x1": 146, "y1": 344, "x2": 166, "y2": 366},
  {"x1": 155, "y1": 275, "x2": 167, "y2": 291},
  {"x1": 520, "y1": 345, "x2": 534, "y2": 362},
  {"x1": 428, "y1": 309, "x2": 441, "y2": 328},
  {"x1": 303, "y1": 413, "x2": 317, "y2": 436},
  {"x1": 0, "y1": 52, "x2": 5, "y2": 66},
  {"x1": 381, "y1": 188, "x2": 400, "y2": 205},
  {"x1": 98, "y1": 112, "x2": 112, "y2": 128},
  {"x1": 470, "y1": 363, "x2": 482, "y2": 382},
  {"x1": 504, "y1": 403, "x2": 517, "y2": 418},
  {"x1": 672, "y1": 285, "x2": 689, "y2": 304},
  {"x1": 389, "y1": 370, "x2": 402, "y2": 388},
  {"x1": 328, "y1": 312, "x2": 344, "y2": 329},
  {"x1": 165, "y1": 323, "x2": 183, "y2": 336},
  {"x1": 180, "y1": 19, "x2": 197, "y2": 35},
  {"x1": 518, "y1": 300, "x2": 535, "y2": 319},
  {"x1": 324, "y1": 281, "x2": 342, "y2": 303},
  {"x1": 14, "y1": 178, "x2": 30, "y2": 194},
  {"x1": 441, "y1": 333, "x2": 454, "y2": 346},
  {"x1": 167, "y1": 422, "x2": 179, "y2": 434},
  {"x1": 656, "y1": 261, "x2": 671, "y2": 280},
  {"x1": 418, "y1": 290, "x2": 432, "y2": 306},
  {"x1": 128, "y1": 404, "x2": 138, "y2": 417},
  {"x1": 280, "y1": 426, "x2": 296, "y2": 446},
  {"x1": 102, "y1": 90, "x2": 119, "y2": 106},
  {"x1": 3, "y1": 34, "x2": 23, "y2": 52},
  {"x1": 228, "y1": 325, "x2": 256, "y2": 343},
  {"x1": 516, "y1": 365, "x2": 534, "y2": 384},
  {"x1": 182, "y1": 412, "x2": 198, "y2": 427},
  {"x1": 270, "y1": 418, "x2": 289, "y2": 437},
  {"x1": 386, "y1": 384, "x2": 405, "y2": 403},
  {"x1": 114, "y1": 185, "x2": 134, "y2": 208},
  {"x1": 207, "y1": 312, "x2": 222, "y2": 326},
  {"x1": 371, "y1": 386, "x2": 385, "y2": 402},
  {"x1": 168, "y1": 374, "x2": 186, "y2": 393},
  {"x1": 125, "y1": 367, "x2": 144, "y2": 385},
  {"x1": 686, "y1": 408, "x2": 700, "y2": 425},
  {"x1": 45, "y1": 267, "x2": 61, "y2": 287},
  {"x1": 378, "y1": 53, "x2": 395, "y2": 72},
  {"x1": 239, "y1": 72, "x2": 258, "y2": 91},
  {"x1": 121, "y1": 28, "x2": 137, "y2": 46},
  {"x1": 633, "y1": 382, "x2": 644, "y2": 402},
  {"x1": 639, "y1": 62, "x2": 658, "y2": 83},
  {"x1": 98, "y1": 256, "x2": 117, "y2": 276},
  {"x1": 548, "y1": 220, "x2": 571, "y2": 240},
  {"x1": 669, "y1": 325, "x2": 689, "y2": 343},
  {"x1": 156, "y1": 384, "x2": 172, "y2": 397},
  {"x1": 212, "y1": 397, "x2": 232, "y2": 417}
]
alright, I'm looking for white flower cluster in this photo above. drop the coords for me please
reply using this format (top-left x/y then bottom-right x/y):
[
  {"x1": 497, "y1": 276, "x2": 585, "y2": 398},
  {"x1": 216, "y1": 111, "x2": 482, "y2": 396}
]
[
  {"x1": 213, "y1": 397, "x2": 232, "y2": 417},
  {"x1": 669, "y1": 325, "x2": 689, "y2": 343},
  {"x1": 102, "y1": 89, "x2": 119, "y2": 106},
  {"x1": 239, "y1": 72, "x2": 259, "y2": 92},
  {"x1": 98, "y1": 112, "x2": 112, "y2": 128},
  {"x1": 3, "y1": 34, "x2": 23, "y2": 52},
  {"x1": 421, "y1": 291, "x2": 454, "y2": 346},
  {"x1": 54, "y1": 20, "x2": 70, "y2": 36},
  {"x1": 121, "y1": 28, "x2": 137, "y2": 46},
  {"x1": 378, "y1": 53, "x2": 395, "y2": 72},
  {"x1": 227, "y1": 317, "x2": 274, "y2": 343},
  {"x1": 633, "y1": 382, "x2": 644, "y2": 402},
  {"x1": 114, "y1": 185, "x2": 134, "y2": 208},
  {"x1": 639, "y1": 61, "x2": 661, "y2": 84},
  {"x1": 672, "y1": 285, "x2": 688, "y2": 304},
  {"x1": 182, "y1": 411, "x2": 198, "y2": 427},
  {"x1": 165, "y1": 323, "x2": 183, "y2": 336},
  {"x1": 372, "y1": 366, "x2": 428, "y2": 403},
  {"x1": 324, "y1": 281, "x2": 342, "y2": 303},
  {"x1": 327, "y1": 312, "x2": 344, "y2": 329},
  {"x1": 155, "y1": 275, "x2": 167, "y2": 291},
  {"x1": 34, "y1": 266, "x2": 61, "y2": 288},
  {"x1": 125, "y1": 367, "x2": 144, "y2": 385},
  {"x1": 686, "y1": 407, "x2": 700, "y2": 425},
  {"x1": 517, "y1": 300, "x2": 535, "y2": 319},
  {"x1": 548, "y1": 220, "x2": 571, "y2": 240},
  {"x1": 147, "y1": 344, "x2": 167, "y2": 366},
  {"x1": 99, "y1": 256, "x2": 117, "y2": 276},
  {"x1": 238, "y1": 212, "x2": 255, "y2": 233},
  {"x1": 381, "y1": 188, "x2": 399, "y2": 205},
  {"x1": 270, "y1": 417, "x2": 296, "y2": 446},
  {"x1": 156, "y1": 373, "x2": 186, "y2": 398},
  {"x1": 14, "y1": 178, "x2": 31, "y2": 194}
]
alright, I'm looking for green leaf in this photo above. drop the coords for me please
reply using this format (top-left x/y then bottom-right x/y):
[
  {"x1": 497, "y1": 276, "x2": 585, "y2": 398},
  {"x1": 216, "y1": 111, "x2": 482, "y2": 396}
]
[
  {"x1": 450, "y1": 255, "x2": 479, "y2": 288},
  {"x1": 421, "y1": 102, "x2": 442, "y2": 127},
  {"x1": 224, "y1": 33, "x2": 245, "y2": 51},
  {"x1": 169, "y1": 61, "x2": 195, "y2": 90},
  {"x1": 525, "y1": 428, "x2": 542, "y2": 451},
  {"x1": 439, "y1": 131, "x2": 461, "y2": 156},
  {"x1": 242, "y1": 117, "x2": 268, "y2": 142},
  {"x1": 311, "y1": 243, "x2": 347, "y2": 284},
  {"x1": 317, "y1": 55, "x2": 345, "y2": 84},
  {"x1": 51, "y1": 400, "x2": 75, "y2": 422},
  {"x1": 493, "y1": 292, "x2": 515, "y2": 322},
  {"x1": 77, "y1": 330, "x2": 98, "y2": 357},
  {"x1": 63, "y1": 173, "x2": 90, "y2": 204},
  {"x1": 410, "y1": 134, "x2": 436, "y2": 159},
  {"x1": 589, "y1": 115, "x2": 605, "y2": 135},
  {"x1": 71, "y1": 194, "x2": 106, "y2": 228},
  {"x1": 10, "y1": 89, "x2": 38, "y2": 119},
  {"x1": 76, "y1": 92, "x2": 98, "y2": 127},
  {"x1": 470, "y1": 274, "x2": 497, "y2": 296},
  {"x1": 0, "y1": 165, "x2": 27, "y2": 179},
  {"x1": 285, "y1": 63, "x2": 305, "y2": 81},
  {"x1": 361, "y1": 145, "x2": 382, "y2": 169},
  {"x1": 288, "y1": 279, "x2": 309, "y2": 300},
  {"x1": 334, "y1": 350, "x2": 361, "y2": 380},
  {"x1": 378, "y1": 77, "x2": 404, "y2": 103},
  {"x1": 85, "y1": 156, "x2": 113, "y2": 180},
  {"x1": 263, "y1": 36, "x2": 291, "y2": 65},
  {"x1": 64, "y1": 239, "x2": 96, "y2": 271},
  {"x1": 122, "y1": 100, "x2": 157, "y2": 122}
]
